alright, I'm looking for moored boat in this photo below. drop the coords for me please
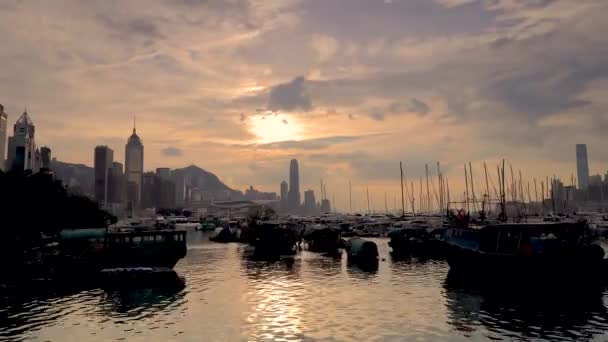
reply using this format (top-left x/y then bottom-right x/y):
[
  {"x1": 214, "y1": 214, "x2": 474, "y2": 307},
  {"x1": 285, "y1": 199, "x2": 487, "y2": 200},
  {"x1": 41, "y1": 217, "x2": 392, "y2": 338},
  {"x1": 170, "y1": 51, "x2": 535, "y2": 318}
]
[
  {"x1": 443, "y1": 221, "x2": 605, "y2": 277},
  {"x1": 303, "y1": 224, "x2": 342, "y2": 253}
]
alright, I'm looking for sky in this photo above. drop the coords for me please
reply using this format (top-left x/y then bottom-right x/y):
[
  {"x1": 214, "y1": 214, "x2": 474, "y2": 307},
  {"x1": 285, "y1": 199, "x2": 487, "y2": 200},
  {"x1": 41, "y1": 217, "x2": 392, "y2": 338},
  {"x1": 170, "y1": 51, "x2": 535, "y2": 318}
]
[{"x1": 1, "y1": 0, "x2": 608, "y2": 212}]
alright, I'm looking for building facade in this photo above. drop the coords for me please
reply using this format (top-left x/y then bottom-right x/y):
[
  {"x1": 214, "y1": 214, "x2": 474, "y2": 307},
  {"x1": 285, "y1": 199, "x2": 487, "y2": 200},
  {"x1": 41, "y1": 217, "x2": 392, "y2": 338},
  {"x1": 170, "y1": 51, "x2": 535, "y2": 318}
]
[
  {"x1": 303, "y1": 189, "x2": 316, "y2": 215},
  {"x1": 288, "y1": 159, "x2": 301, "y2": 213},
  {"x1": 125, "y1": 124, "x2": 144, "y2": 209},
  {"x1": 280, "y1": 180, "x2": 288, "y2": 212},
  {"x1": 40, "y1": 146, "x2": 51, "y2": 169},
  {"x1": 576, "y1": 144, "x2": 590, "y2": 190},
  {"x1": 0, "y1": 104, "x2": 7, "y2": 171},
  {"x1": 7, "y1": 110, "x2": 36, "y2": 171},
  {"x1": 94, "y1": 146, "x2": 114, "y2": 205},
  {"x1": 108, "y1": 161, "x2": 124, "y2": 204}
]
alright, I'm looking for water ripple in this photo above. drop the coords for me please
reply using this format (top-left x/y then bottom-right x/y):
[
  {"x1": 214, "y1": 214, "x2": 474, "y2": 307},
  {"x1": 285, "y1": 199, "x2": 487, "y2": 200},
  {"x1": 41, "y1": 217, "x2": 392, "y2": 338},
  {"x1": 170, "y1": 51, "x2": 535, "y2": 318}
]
[{"x1": 1, "y1": 235, "x2": 608, "y2": 341}]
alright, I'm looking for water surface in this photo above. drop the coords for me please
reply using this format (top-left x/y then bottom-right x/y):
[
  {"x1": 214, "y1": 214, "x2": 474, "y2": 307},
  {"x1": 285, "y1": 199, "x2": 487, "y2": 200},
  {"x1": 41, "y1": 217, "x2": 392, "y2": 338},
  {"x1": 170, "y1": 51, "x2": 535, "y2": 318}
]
[{"x1": 1, "y1": 231, "x2": 608, "y2": 341}]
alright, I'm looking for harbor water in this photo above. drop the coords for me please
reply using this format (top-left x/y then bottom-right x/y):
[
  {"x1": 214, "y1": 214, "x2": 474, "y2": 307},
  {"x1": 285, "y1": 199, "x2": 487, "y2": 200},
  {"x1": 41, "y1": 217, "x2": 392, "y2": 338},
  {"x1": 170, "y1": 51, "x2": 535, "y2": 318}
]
[{"x1": 2, "y1": 231, "x2": 608, "y2": 341}]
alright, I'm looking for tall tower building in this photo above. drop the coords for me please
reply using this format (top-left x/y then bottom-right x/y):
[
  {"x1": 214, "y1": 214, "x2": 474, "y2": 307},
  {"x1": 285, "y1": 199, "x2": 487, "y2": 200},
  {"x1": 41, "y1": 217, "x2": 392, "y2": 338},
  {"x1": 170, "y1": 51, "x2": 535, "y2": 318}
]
[
  {"x1": 8, "y1": 109, "x2": 36, "y2": 171},
  {"x1": 40, "y1": 146, "x2": 51, "y2": 169},
  {"x1": 94, "y1": 146, "x2": 114, "y2": 205},
  {"x1": 0, "y1": 104, "x2": 7, "y2": 171},
  {"x1": 125, "y1": 121, "x2": 144, "y2": 209},
  {"x1": 288, "y1": 159, "x2": 301, "y2": 212},
  {"x1": 108, "y1": 161, "x2": 124, "y2": 204},
  {"x1": 280, "y1": 180, "x2": 288, "y2": 212},
  {"x1": 576, "y1": 144, "x2": 590, "y2": 190}
]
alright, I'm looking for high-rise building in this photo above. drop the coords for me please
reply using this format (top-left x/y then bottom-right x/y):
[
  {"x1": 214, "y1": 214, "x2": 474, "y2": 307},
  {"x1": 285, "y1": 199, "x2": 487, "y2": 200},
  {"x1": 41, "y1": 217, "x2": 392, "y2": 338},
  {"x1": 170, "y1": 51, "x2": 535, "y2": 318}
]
[
  {"x1": 94, "y1": 146, "x2": 114, "y2": 205},
  {"x1": 280, "y1": 180, "x2": 288, "y2": 211},
  {"x1": 173, "y1": 169, "x2": 186, "y2": 207},
  {"x1": 304, "y1": 189, "x2": 316, "y2": 215},
  {"x1": 576, "y1": 144, "x2": 590, "y2": 190},
  {"x1": 0, "y1": 104, "x2": 7, "y2": 171},
  {"x1": 7, "y1": 110, "x2": 36, "y2": 171},
  {"x1": 125, "y1": 122, "x2": 144, "y2": 209},
  {"x1": 108, "y1": 161, "x2": 124, "y2": 204},
  {"x1": 40, "y1": 146, "x2": 51, "y2": 169},
  {"x1": 156, "y1": 167, "x2": 171, "y2": 181},
  {"x1": 156, "y1": 168, "x2": 175, "y2": 209},
  {"x1": 288, "y1": 159, "x2": 301, "y2": 212},
  {"x1": 142, "y1": 171, "x2": 157, "y2": 209}
]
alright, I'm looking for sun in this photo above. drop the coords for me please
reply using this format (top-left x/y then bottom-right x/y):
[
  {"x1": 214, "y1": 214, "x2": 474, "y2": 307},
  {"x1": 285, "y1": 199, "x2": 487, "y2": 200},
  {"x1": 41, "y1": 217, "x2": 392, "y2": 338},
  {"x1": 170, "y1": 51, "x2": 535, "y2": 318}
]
[{"x1": 250, "y1": 113, "x2": 301, "y2": 143}]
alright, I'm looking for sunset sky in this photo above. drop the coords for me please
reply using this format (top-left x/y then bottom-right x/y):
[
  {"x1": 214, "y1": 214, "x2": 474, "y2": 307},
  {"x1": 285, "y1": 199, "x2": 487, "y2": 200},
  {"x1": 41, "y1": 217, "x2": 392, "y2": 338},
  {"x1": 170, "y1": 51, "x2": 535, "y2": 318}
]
[{"x1": 1, "y1": 0, "x2": 607, "y2": 211}]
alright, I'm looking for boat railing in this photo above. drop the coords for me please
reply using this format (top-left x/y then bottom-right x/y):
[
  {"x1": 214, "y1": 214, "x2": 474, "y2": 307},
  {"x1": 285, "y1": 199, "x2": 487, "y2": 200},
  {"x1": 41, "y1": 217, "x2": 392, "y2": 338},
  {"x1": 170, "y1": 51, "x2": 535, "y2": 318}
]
[{"x1": 105, "y1": 229, "x2": 187, "y2": 247}]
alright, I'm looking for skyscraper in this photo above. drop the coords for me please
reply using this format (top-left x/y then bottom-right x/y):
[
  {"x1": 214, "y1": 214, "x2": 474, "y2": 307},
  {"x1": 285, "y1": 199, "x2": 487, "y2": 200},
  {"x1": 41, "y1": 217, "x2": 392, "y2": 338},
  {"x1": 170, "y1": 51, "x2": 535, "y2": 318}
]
[
  {"x1": 125, "y1": 122, "x2": 144, "y2": 209},
  {"x1": 288, "y1": 159, "x2": 301, "y2": 212},
  {"x1": 280, "y1": 180, "x2": 288, "y2": 212},
  {"x1": 94, "y1": 146, "x2": 114, "y2": 205},
  {"x1": 0, "y1": 104, "x2": 7, "y2": 171},
  {"x1": 40, "y1": 146, "x2": 51, "y2": 169},
  {"x1": 7, "y1": 109, "x2": 36, "y2": 171},
  {"x1": 576, "y1": 144, "x2": 590, "y2": 190},
  {"x1": 108, "y1": 161, "x2": 124, "y2": 204},
  {"x1": 304, "y1": 189, "x2": 316, "y2": 215}
]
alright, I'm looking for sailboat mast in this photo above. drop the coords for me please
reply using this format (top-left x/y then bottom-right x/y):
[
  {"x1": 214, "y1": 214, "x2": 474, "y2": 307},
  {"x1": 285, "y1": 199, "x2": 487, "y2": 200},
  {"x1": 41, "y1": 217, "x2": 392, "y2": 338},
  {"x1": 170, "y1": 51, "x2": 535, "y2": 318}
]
[
  {"x1": 366, "y1": 186, "x2": 371, "y2": 214},
  {"x1": 484, "y1": 162, "x2": 490, "y2": 203},
  {"x1": 425, "y1": 164, "x2": 431, "y2": 212},
  {"x1": 469, "y1": 162, "x2": 477, "y2": 213},
  {"x1": 400, "y1": 161, "x2": 406, "y2": 217},
  {"x1": 464, "y1": 164, "x2": 470, "y2": 214},
  {"x1": 349, "y1": 180, "x2": 352, "y2": 214}
]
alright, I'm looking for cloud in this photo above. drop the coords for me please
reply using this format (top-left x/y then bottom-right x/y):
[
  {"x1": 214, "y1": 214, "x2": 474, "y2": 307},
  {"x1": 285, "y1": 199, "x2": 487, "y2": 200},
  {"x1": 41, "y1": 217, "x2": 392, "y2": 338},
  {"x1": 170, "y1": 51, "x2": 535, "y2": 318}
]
[
  {"x1": 267, "y1": 76, "x2": 312, "y2": 112},
  {"x1": 161, "y1": 146, "x2": 184, "y2": 157},
  {"x1": 282, "y1": 119, "x2": 288, "y2": 124},
  {"x1": 369, "y1": 98, "x2": 431, "y2": 120},
  {"x1": 234, "y1": 135, "x2": 368, "y2": 150},
  {"x1": 310, "y1": 34, "x2": 338, "y2": 62}
]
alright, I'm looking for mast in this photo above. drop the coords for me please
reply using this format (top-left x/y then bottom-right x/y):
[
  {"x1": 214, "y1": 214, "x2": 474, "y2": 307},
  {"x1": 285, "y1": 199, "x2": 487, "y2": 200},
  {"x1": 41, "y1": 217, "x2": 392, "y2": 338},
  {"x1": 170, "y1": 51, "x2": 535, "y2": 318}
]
[
  {"x1": 349, "y1": 180, "x2": 352, "y2": 214},
  {"x1": 469, "y1": 162, "x2": 477, "y2": 213},
  {"x1": 332, "y1": 194, "x2": 336, "y2": 214},
  {"x1": 541, "y1": 181, "x2": 545, "y2": 216},
  {"x1": 384, "y1": 192, "x2": 388, "y2": 214},
  {"x1": 534, "y1": 178, "x2": 538, "y2": 204},
  {"x1": 425, "y1": 164, "x2": 431, "y2": 213},
  {"x1": 446, "y1": 177, "x2": 451, "y2": 213},
  {"x1": 464, "y1": 164, "x2": 470, "y2": 214},
  {"x1": 411, "y1": 181, "x2": 416, "y2": 215},
  {"x1": 419, "y1": 178, "x2": 424, "y2": 213},
  {"x1": 437, "y1": 162, "x2": 443, "y2": 217},
  {"x1": 551, "y1": 176, "x2": 556, "y2": 214},
  {"x1": 399, "y1": 161, "x2": 405, "y2": 217},
  {"x1": 484, "y1": 162, "x2": 490, "y2": 203},
  {"x1": 366, "y1": 186, "x2": 371, "y2": 214},
  {"x1": 510, "y1": 164, "x2": 516, "y2": 202}
]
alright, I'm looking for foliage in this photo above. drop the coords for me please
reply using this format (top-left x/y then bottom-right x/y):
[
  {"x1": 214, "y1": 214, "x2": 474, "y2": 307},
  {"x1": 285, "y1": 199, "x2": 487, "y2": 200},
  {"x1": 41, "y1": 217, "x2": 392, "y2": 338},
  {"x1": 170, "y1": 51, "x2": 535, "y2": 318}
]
[{"x1": 0, "y1": 170, "x2": 116, "y2": 243}]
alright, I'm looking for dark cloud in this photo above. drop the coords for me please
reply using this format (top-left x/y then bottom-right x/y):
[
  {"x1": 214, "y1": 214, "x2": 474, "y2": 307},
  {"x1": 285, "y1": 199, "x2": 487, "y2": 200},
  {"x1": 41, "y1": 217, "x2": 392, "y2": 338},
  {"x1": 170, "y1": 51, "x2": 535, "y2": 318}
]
[
  {"x1": 282, "y1": 119, "x2": 288, "y2": 124},
  {"x1": 161, "y1": 146, "x2": 184, "y2": 157},
  {"x1": 369, "y1": 98, "x2": 431, "y2": 120},
  {"x1": 267, "y1": 76, "x2": 312, "y2": 112},
  {"x1": 96, "y1": 14, "x2": 165, "y2": 41}
]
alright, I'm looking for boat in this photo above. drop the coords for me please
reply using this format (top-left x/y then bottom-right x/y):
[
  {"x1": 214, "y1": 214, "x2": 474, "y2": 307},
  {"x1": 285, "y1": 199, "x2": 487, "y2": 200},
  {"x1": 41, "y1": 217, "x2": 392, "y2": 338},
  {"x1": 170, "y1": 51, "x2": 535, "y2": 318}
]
[
  {"x1": 388, "y1": 220, "x2": 445, "y2": 258},
  {"x1": 345, "y1": 237, "x2": 379, "y2": 263},
  {"x1": 54, "y1": 227, "x2": 187, "y2": 275},
  {"x1": 302, "y1": 224, "x2": 342, "y2": 253},
  {"x1": 209, "y1": 221, "x2": 242, "y2": 243},
  {"x1": 443, "y1": 221, "x2": 605, "y2": 277},
  {"x1": 248, "y1": 220, "x2": 299, "y2": 256}
]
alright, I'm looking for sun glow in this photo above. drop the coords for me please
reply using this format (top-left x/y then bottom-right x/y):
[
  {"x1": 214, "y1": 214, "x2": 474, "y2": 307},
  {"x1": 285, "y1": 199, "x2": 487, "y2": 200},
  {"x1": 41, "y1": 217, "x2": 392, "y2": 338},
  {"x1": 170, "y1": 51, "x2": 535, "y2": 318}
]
[{"x1": 250, "y1": 113, "x2": 301, "y2": 143}]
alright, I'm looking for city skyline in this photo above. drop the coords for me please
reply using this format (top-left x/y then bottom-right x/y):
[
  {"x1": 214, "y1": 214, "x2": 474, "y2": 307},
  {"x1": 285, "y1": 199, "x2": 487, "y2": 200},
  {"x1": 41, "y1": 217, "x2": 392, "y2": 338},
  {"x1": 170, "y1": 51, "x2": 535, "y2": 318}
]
[{"x1": 1, "y1": 1, "x2": 608, "y2": 211}]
